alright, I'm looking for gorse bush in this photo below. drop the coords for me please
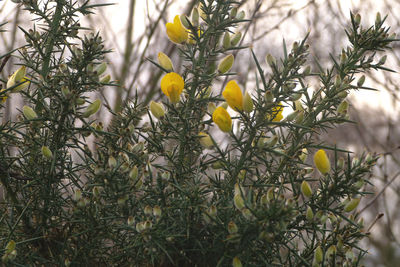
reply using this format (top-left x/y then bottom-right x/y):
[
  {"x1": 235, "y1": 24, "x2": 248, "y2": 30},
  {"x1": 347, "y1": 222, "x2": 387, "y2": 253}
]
[{"x1": 0, "y1": 0, "x2": 396, "y2": 266}]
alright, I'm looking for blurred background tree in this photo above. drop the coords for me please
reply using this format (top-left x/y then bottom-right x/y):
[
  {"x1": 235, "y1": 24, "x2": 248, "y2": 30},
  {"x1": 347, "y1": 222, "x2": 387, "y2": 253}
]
[{"x1": 1, "y1": 0, "x2": 399, "y2": 265}]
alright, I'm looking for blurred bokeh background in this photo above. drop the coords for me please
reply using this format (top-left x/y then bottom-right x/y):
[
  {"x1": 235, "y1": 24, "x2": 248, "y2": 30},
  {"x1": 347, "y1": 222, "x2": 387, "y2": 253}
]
[{"x1": 1, "y1": 0, "x2": 399, "y2": 265}]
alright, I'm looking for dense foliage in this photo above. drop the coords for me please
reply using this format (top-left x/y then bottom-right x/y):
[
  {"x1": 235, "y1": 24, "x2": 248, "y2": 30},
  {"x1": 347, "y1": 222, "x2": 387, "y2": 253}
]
[{"x1": 0, "y1": 1, "x2": 396, "y2": 266}]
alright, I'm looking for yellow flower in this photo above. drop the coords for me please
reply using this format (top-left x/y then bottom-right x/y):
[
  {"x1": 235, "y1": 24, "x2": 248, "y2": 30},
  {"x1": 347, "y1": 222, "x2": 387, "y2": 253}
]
[
  {"x1": 313, "y1": 149, "x2": 331, "y2": 174},
  {"x1": 222, "y1": 80, "x2": 243, "y2": 111},
  {"x1": 7, "y1": 66, "x2": 30, "y2": 93},
  {"x1": 270, "y1": 102, "x2": 284, "y2": 122},
  {"x1": 160, "y1": 72, "x2": 184, "y2": 103},
  {"x1": 166, "y1": 15, "x2": 188, "y2": 44},
  {"x1": 188, "y1": 28, "x2": 203, "y2": 44},
  {"x1": 198, "y1": 132, "x2": 213, "y2": 148},
  {"x1": 212, "y1": 106, "x2": 232, "y2": 132}
]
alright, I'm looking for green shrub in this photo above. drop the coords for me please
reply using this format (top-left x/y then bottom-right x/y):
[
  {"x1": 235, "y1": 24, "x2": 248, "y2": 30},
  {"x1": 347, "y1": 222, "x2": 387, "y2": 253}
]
[{"x1": 0, "y1": 1, "x2": 396, "y2": 266}]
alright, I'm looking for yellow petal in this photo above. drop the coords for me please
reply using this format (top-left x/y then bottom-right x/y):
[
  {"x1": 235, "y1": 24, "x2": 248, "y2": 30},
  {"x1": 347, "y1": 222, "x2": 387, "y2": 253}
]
[
  {"x1": 313, "y1": 149, "x2": 331, "y2": 174},
  {"x1": 222, "y1": 80, "x2": 243, "y2": 111},
  {"x1": 166, "y1": 15, "x2": 188, "y2": 44},
  {"x1": 212, "y1": 106, "x2": 232, "y2": 132},
  {"x1": 271, "y1": 102, "x2": 284, "y2": 122},
  {"x1": 160, "y1": 72, "x2": 184, "y2": 103}
]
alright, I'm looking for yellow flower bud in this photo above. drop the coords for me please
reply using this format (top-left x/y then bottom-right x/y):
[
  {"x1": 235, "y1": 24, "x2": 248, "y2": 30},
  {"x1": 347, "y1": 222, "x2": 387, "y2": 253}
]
[
  {"x1": 230, "y1": 32, "x2": 242, "y2": 46},
  {"x1": 129, "y1": 166, "x2": 138, "y2": 180},
  {"x1": 314, "y1": 246, "x2": 323, "y2": 264},
  {"x1": 61, "y1": 86, "x2": 71, "y2": 98},
  {"x1": 325, "y1": 245, "x2": 337, "y2": 259},
  {"x1": 179, "y1": 15, "x2": 190, "y2": 28},
  {"x1": 160, "y1": 72, "x2": 184, "y2": 103},
  {"x1": 41, "y1": 146, "x2": 53, "y2": 159},
  {"x1": 149, "y1": 101, "x2": 165, "y2": 119},
  {"x1": 266, "y1": 54, "x2": 276, "y2": 66},
  {"x1": 108, "y1": 156, "x2": 117, "y2": 168},
  {"x1": 265, "y1": 91, "x2": 274, "y2": 102},
  {"x1": 198, "y1": 132, "x2": 213, "y2": 149},
  {"x1": 285, "y1": 111, "x2": 298, "y2": 122},
  {"x1": 153, "y1": 205, "x2": 162, "y2": 217},
  {"x1": 375, "y1": 12, "x2": 381, "y2": 25},
  {"x1": 378, "y1": 55, "x2": 387, "y2": 65},
  {"x1": 144, "y1": 205, "x2": 152, "y2": 216},
  {"x1": 100, "y1": 74, "x2": 111, "y2": 84},
  {"x1": 191, "y1": 7, "x2": 199, "y2": 27},
  {"x1": 95, "y1": 62, "x2": 107, "y2": 76},
  {"x1": 73, "y1": 189, "x2": 82, "y2": 201},
  {"x1": 7, "y1": 66, "x2": 30, "y2": 93},
  {"x1": 5, "y1": 240, "x2": 16, "y2": 253},
  {"x1": 92, "y1": 186, "x2": 101, "y2": 199},
  {"x1": 127, "y1": 216, "x2": 135, "y2": 226},
  {"x1": 136, "y1": 221, "x2": 145, "y2": 233},
  {"x1": 234, "y1": 194, "x2": 245, "y2": 210},
  {"x1": 218, "y1": 54, "x2": 234, "y2": 74},
  {"x1": 223, "y1": 32, "x2": 231, "y2": 50},
  {"x1": 211, "y1": 160, "x2": 224, "y2": 169},
  {"x1": 198, "y1": 86, "x2": 212, "y2": 99},
  {"x1": 207, "y1": 103, "x2": 216, "y2": 114},
  {"x1": 299, "y1": 148, "x2": 308, "y2": 163},
  {"x1": 165, "y1": 15, "x2": 188, "y2": 44},
  {"x1": 241, "y1": 208, "x2": 254, "y2": 220},
  {"x1": 22, "y1": 105, "x2": 38, "y2": 120},
  {"x1": 236, "y1": 10, "x2": 245, "y2": 20},
  {"x1": 243, "y1": 91, "x2": 254, "y2": 113},
  {"x1": 291, "y1": 93, "x2": 302, "y2": 101},
  {"x1": 212, "y1": 106, "x2": 232, "y2": 132},
  {"x1": 313, "y1": 149, "x2": 331, "y2": 174},
  {"x1": 354, "y1": 13, "x2": 361, "y2": 26},
  {"x1": 83, "y1": 99, "x2": 101, "y2": 118},
  {"x1": 337, "y1": 100, "x2": 349, "y2": 115},
  {"x1": 234, "y1": 183, "x2": 243, "y2": 196},
  {"x1": 357, "y1": 75, "x2": 365, "y2": 87},
  {"x1": 14, "y1": 66, "x2": 26, "y2": 81},
  {"x1": 208, "y1": 205, "x2": 217, "y2": 217},
  {"x1": 232, "y1": 256, "x2": 243, "y2": 267},
  {"x1": 228, "y1": 221, "x2": 238, "y2": 234},
  {"x1": 230, "y1": 7, "x2": 238, "y2": 18},
  {"x1": 76, "y1": 98, "x2": 85, "y2": 105},
  {"x1": 222, "y1": 80, "x2": 243, "y2": 111},
  {"x1": 338, "y1": 89, "x2": 348, "y2": 98},
  {"x1": 344, "y1": 198, "x2": 360, "y2": 212},
  {"x1": 118, "y1": 195, "x2": 128, "y2": 206},
  {"x1": 306, "y1": 206, "x2": 314, "y2": 221},
  {"x1": 303, "y1": 65, "x2": 311, "y2": 75},
  {"x1": 301, "y1": 180, "x2": 312, "y2": 198},
  {"x1": 294, "y1": 100, "x2": 304, "y2": 111},
  {"x1": 337, "y1": 157, "x2": 344, "y2": 169},
  {"x1": 158, "y1": 52, "x2": 174, "y2": 71},
  {"x1": 267, "y1": 188, "x2": 274, "y2": 202}
]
